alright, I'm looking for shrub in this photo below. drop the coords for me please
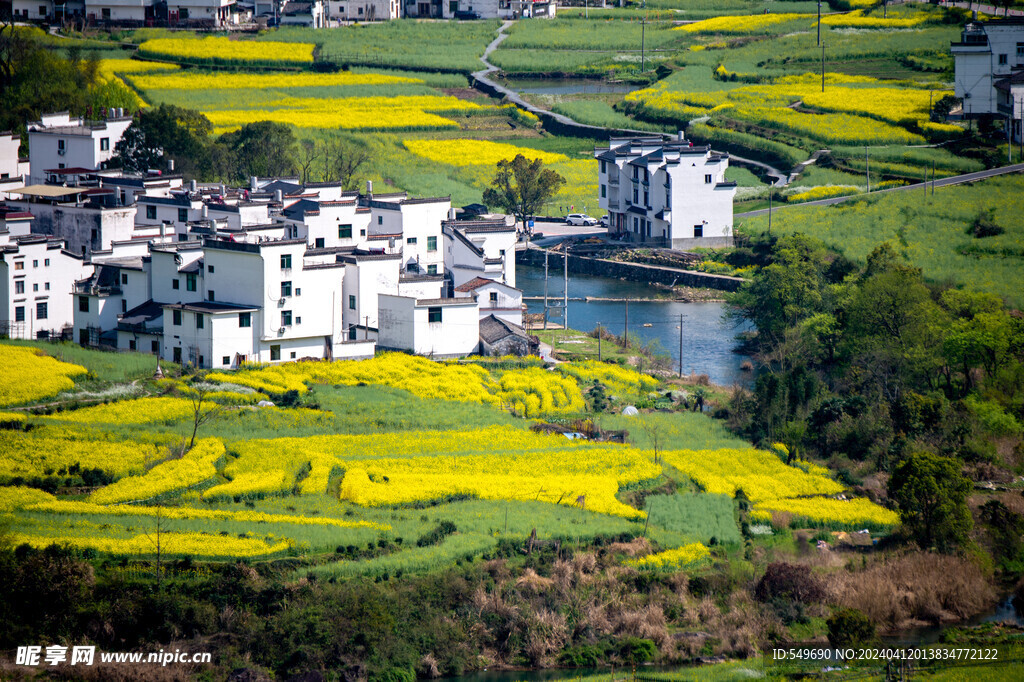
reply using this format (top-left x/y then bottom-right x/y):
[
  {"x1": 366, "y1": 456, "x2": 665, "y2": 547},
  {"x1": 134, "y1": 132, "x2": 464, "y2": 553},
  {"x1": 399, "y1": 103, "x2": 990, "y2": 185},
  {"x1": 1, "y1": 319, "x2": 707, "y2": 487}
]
[
  {"x1": 755, "y1": 562, "x2": 826, "y2": 604},
  {"x1": 617, "y1": 637, "x2": 656, "y2": 663},
  {"x1": 827, "y1": 608, "x2": 876, "y2": 649}
]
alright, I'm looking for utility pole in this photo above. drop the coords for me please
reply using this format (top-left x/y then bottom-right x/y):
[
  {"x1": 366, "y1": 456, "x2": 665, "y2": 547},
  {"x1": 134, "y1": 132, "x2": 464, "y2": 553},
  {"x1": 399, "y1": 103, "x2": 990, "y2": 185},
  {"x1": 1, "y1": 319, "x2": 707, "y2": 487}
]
[
  {"x1": 678, "y1": 313, "x2": 683, "y2": 378},
  {"x1": 1008, "y1": 116, "x2": 1013, "y2": 164},
  {"x1": 817, "y1": 1, "x2": 821, "y2": 46},
  {"x1": 641, "y1": 12, "x2": 646, "y2": 74},
  {"x1": 821, "y1": 43, "x2": 826, "y2": 93},
  {"x1": 597, "y1": 323, "x2": 602, "y2": 361},
  {"x1": 767, "y1": 186, "x2": 773, "y2": 234},
  {"x1": 931, "y1": 161, "x2": 935, "y2": 196},
  {"x1": 865, "y1": 146, "x2": 870, "y2": 193},
  {"x1": 563, "y1": 249, "x2": 568, "y2": 332},
  {"x1": 543, "y1": 249, "x2": 549, "y2": 330}
]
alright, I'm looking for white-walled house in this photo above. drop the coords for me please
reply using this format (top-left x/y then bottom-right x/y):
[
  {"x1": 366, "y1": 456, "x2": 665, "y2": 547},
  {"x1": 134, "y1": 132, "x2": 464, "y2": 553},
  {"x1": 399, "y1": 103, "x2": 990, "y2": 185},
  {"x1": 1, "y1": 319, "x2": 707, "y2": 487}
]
[
  {"x1": 325, "y1": 0, "x2": 399, "y2": 21},
  {"x1": 377, "y1": 293, "x2": 479, "y2": 358},
  {"x1": 595, "y1": 134, "x2": 736, "y2": 250},
  {"x1": 443, "y1": 217, "x2": 517, "y2": 289},
  {"x1": 27, "y1": 112, "x2": 132, "y2": 185},
  {"x1": 1, "y1": 133, "x2": 30, "y2": 199},
  {"x1": 1, "y1": 233, "x2": 91, "y2": 340},
  {"x1": 453, "y1": 276, "x2": 522, "y2": 326},
  {"x1": 8, "y1": 186, "x2": 138, "y2": 256},
  {"x1": 280, "y1": 0, "x2": 325, "y2": 26},
  {"x1": 952, "y1": 19, "x2": 1024, "y2": 140},
  {"x1": 72, "y1": 255, "x2": 150, "y2": 346}
]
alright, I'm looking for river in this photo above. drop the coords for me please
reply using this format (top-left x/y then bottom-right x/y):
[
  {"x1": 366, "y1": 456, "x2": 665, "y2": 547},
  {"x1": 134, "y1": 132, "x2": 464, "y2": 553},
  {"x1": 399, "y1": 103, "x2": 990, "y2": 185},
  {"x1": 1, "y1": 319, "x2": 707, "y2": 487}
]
[{"x1": 517, "y1": 265, "x2": 753, "y2": 387}]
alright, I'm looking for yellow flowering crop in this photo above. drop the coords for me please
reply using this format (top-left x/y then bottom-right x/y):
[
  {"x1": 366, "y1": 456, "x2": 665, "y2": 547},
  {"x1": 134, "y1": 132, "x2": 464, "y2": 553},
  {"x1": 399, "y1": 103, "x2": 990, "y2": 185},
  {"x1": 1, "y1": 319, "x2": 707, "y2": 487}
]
[
  {"x1": 755, "y1": 496, "x2": 899, "y2": 527},
  {"x1": 556, "y1": 361, "x2": 659, "y2": 399},
  {"x1": 676, "y1": 14, "x2": 812, "y2": 34},
  {"x1": 820, "y1": 10, "x2": 930, "y2": 29},
  {"x1": 731, "y1": 105, "x2": 924, "y2": 145},
  {"x1": 11, "y1": 530, "x2": 290, "y2": 558},
  {"x1": 660, "y1": 448, "x2": 844, "y2": 502},
  {"x1": 0, "y1": 411, "x2": 28, "y2": 426},
  {"x1": 801, "y1": 87, "x2": 951, "y2": 127},
  {"x1": 45, "y1": 396, "x2": 196, "y2": 425},
  {"x1": 0, "y1": 485, "x2": 57, "y2": 512},
  {"x1": 130, "y1": 70, "x2": 420, "y2": 92},
  {"x1": 0, "y1": 345, "x2": 87, "y2": 407},
  {"x1": 404, "y1": 139, "x2": 569, "y2": 166},
  {"x1": 787, "y1": 186, "x2": 860, "y2": 202},
  {"x1": 0, "y1": 428, "x2": 161, "y2": 478},
  {"x1": 627, "y1": 542, "x2": 710, "y2": 569},
  {"x1": 137, "y1": 37, "x2": 314, "y2": 66},
  {"x1": 89, "y1": 438, "x2": 225, "y2": 505}
]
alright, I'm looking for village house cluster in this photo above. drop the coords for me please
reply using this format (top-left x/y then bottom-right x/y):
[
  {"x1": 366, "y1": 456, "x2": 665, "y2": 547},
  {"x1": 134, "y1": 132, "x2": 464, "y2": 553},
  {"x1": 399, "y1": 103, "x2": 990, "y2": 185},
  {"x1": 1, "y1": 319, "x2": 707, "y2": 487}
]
[
  {"x1": 0, "y1": 111, "x2": 533, "y2": 366},
  {"x1": 7, "y1": 0, "x2": 556, "y2": 26}
]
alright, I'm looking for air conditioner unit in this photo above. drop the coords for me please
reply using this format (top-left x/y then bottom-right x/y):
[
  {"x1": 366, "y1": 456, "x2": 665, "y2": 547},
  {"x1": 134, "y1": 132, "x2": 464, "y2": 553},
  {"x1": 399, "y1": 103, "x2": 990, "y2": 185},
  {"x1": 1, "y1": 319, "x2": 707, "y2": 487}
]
[
  {"x1": 57, "y1": 149, "x2": 66, "y2": 156},
  {"x1": 278, "y1": 298, "x2": 287, "y2": 305}
]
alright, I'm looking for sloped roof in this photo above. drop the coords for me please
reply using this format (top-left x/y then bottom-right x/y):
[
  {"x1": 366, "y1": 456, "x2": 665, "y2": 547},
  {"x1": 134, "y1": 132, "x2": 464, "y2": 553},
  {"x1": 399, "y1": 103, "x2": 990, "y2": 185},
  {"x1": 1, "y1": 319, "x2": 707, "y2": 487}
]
[{"x1": 479, "y1": 314, "x2": 530, "y2": 345}]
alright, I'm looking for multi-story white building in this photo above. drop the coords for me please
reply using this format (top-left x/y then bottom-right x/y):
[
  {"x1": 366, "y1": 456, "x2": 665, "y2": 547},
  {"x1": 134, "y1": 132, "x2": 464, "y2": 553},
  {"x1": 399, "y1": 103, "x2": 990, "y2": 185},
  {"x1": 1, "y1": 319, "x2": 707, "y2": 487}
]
[
  {"x1": 1, "y1": 230, "x2": 91, "y2": 340},
  {"x1": 8, "y1": 186, "x2": 138, "y2": 257},
  {"x1": 1, "y1": 133, "x2": 30, "y2": 200},
  {"x1": 326, "y1": 0, "x2": 399, "y2": 21},
  {"x1": 952, "y1": 19, "x2": 1024, "y2": 140},
  {"x1": 442, "y1": 216, "x2": 517, "y2": 289},
  {"x1": 595, "y1": 134, "x2": 736, "y2": 250},
  {"x1": 27, "y1": 112, "x2": 133, "y2": 185},
  {"x1": 404, "y1": 0, "x2": 552, "y2": 19}
]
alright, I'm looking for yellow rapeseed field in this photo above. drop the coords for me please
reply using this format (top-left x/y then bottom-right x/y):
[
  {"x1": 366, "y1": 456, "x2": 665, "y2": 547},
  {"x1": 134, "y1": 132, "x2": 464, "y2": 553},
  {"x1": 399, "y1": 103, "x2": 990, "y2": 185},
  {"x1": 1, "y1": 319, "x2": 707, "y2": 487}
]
[
  {"x1": 45, "y1": 396, "x2": 197, "y2": 425},
  {"x1": 0, "y1": 345, "x2": 88, "y2": 407},
  {"x1": 801, "y1": 87, "x2": 949, "y2": 126},
  {"x1": 627, "y1": 542, "x2": 710, "y2": 569},
  {"x1": 11, "y1": 530, "x2": 291, "y2": 558},
  {"x1": 137, "y1": 37, "x2": 314, "y2": 65},
  {"x1": 660, "y1": 448, "x2": 844, "y2": 502},
  {"x1": 404, "y1": 139, "x2": 569, "y2": 166},
  {"x1": 676, "y1": 14, "x2": 813, "y2": 34},
  {"x1": 0, "y1": 427, "x2": 162, "y2": 479},
  {"x1": 89, "y1": 438, "x2": 225, "y2": 505},
  {"x1": 820, "y1": 10, "x2": 931, "y2": 29},
  {"x1": 755, "y1": 496, "x2": 900, "y2": 527},
  {"x1": 130, "y1": 70, "x2": 421, "y2": 92},
  {"x1": 787, "y1": 186, "x2": 860, "y2": 202}
]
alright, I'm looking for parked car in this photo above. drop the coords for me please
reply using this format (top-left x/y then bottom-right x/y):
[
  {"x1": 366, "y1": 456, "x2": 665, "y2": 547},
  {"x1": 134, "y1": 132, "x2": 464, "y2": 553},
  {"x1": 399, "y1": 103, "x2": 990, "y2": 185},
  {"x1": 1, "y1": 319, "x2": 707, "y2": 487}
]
[
  {"x1": 566, "y1": 213, "x2": 599, "y2": 226},
  {"x1": 599, "y1": 215, "x2": 610, "y2": 227},
  {"x1": 454, "y1": 10, "x2": 481, "y2": 19}
]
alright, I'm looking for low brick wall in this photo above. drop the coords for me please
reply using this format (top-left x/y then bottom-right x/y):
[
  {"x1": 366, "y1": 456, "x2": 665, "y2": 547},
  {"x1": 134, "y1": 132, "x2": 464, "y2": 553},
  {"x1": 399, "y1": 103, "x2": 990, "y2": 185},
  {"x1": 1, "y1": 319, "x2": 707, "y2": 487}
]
[{"x1": 516, "y1": 248, "x2": 746, "y2": 292}]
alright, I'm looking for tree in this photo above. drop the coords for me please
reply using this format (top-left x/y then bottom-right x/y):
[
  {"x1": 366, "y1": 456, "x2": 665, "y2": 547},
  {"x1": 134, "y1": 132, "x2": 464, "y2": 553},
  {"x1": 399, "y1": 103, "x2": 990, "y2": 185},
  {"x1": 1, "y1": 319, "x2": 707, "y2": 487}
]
[
  {"x1": 114, "y1": 104, "x2": 215, "y2": 177},
  {"x1": 827, "y1": 608, "x2": 876, "y2": 651},
  {"x1": 322, "y1": 135, "x2": 370, "y2": 189},
  {"x1": 298, "y1": 139, "x2": 320, "y2": 184},
  {"x1": 187, "y1": 383, "x2": 221, "y2": 451},
  {"x1": 219, "y1": 120, "x2": 297, "y2": 181},
  {"x1": 888, "y1": 451, "x2": 972, "y2": 552},
  {"x1": 482, "y1": 154, "x2": 564, "y2": 234}
]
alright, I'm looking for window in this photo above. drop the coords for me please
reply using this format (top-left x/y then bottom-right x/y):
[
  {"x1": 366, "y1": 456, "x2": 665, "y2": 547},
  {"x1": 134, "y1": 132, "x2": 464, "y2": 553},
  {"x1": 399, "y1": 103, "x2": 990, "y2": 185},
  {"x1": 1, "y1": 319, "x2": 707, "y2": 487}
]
[
  {"x1": 377, "y1": 216, "x2": 383, "y2": 225},
  {"x1": 208, "y1": 290, "x2": 215, "y2": 301},
  {"x1": 186, "y1": 273, "x2": 196, "y2": 292},
  {"x1": 290, "y1": 351, "x2": 297, "y2": 359},
  {"x1": 428, "y1": 264, "x2": 438, "y2": 275},
  {"x1": 207, "y1": 265, "x2": 214, "y2": 273},
  {"x1": 173, "y1": 347, "x2": 182, "y2": 364},
  {"x1": 281, "y1": 310, "x2": 292, "y2": 326},
  {"x1": 349, "y1": 295, "x2": 356, "y2": 310},
  {"x1": 196, "y1": 313, "x2": 204, "y2": 329},
  {"x1": 600, "y1": 160, "x2": 606, "y2": 174},
  {"x1": 270, "y1": 345, "x2": 281, "y2": 361},
  {"x1": 360, "y1": 229, "x2": 366, "y2": 237},
  {"x1": 339, "y1": 224, "x2": 352, "y2": 239},
  {"x1": 223, "y1": 356, "x2": 231, "y2": 366},
  {"x1": 295, "y1": 288, "x2": 301, "y2": 296},
  {"x1": 172, "y1": 279, "x2": 179, "y2": 290},
  {"x1": 280, "y1": 254, "x2": 292, "y2": 270},
  {"x1": 428, "y1": 306, "x2": 443, "y2": 323},
  {"x1": 427, "y1": 236, "x2": 437, "y2": 252},
  {"x1": 704, "y1": 174, "x2": 713, "y2": 184},
  {"x1": 146, "y1": 205, "x2": 156, "y2": 220},
  {"x1": 14, "y1": 281, "x2": 24, "y2": 294},
  {"x1": 33, "y1": 283, "x2": 38, "y2": 292},
  {"x1": 39, "y1": 5, "x2": 46, "y2": 16},
  {"x1": 281, "y1": 281, "x2": 292, "y2": 297},
  {"x1": 100, "y1": 137, "x2": 110, "y2": 151},
  {"x1": 643, "y1": 190, "x2": 649, "y2": 206},
  {"x1": 129, "y1": 340, "x2": 136, "y2": 351},
  {"x1": 57, "y1": 139, "x2": 65, "y2": 153},
  {"x1": 238, "y1": 312, "x2": 252, "y2": 328},
  {"x1": 172, "y1": 309, "x2": 182, "y2": 325},
  {"x1": 178, "y1": 208, "x2": 188, "y2": 223},
  {"x1": 601, "y1": 185, "x2": 607, "y2": 198},
  {"x1": 407, "y1": 237, "x2": 417, "y2": 245},
  {"x1": 14, "y1": 306, "x2": 24, "y2": 322},
  {"x1": 44, "y1": 283, "x2": 49, "y2": 291},
  {"x1": 32, "y1": 260, "x2": 37, "y2": 268},
  {"x1": 44, "y1": 259, "x2": 49, "y2": 266},
  {"x1": 632, "y1": 188, "x2": 638, "y2": 204},
  {"x1": 14, "y1": 262, "x2": 23, "y2": 271},
  {"x1": 121, "y1": 273, "x2": 128, "y2": 285},
  {"x1": 101, "y1": 7, "x2": 110, "y2": 18},
  {"x1": 296, "y1": 316, "x2": 301, "y2": 324},
  {"x1": 694, "y1": 224, "x2": 704, "y2": 238},
  {"x1": 489, "y1": 292, "x2": 498, "y2": 303},
  {"x1": 632, "y1": 165, "x2": 639, "y2": 179},
  {"x1": 79, "y1": 296, "x2": 89, "y2": 313},
  {"x1": 152, "y1": 340, "x2": 159, "y2": 353},
  {"x1": 999, "y1": 53, "x2": 1008, "y2": 65},
  {"x1": 315, "y1": 237, "x2": 325, "y2": 249},
  {"x1": 121, "y1": 299, "x2": 127, "y2": 313}
]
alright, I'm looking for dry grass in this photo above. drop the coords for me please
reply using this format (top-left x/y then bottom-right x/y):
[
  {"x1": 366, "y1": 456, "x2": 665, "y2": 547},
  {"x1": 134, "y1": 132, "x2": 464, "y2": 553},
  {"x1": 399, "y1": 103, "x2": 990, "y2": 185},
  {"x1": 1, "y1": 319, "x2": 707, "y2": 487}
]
[
  {"x1": 604, "y1": 536, "x2": 651, "y2": 557},
  {"x1": 829, "y1": 552, "x2": 996, "y2": 629}
]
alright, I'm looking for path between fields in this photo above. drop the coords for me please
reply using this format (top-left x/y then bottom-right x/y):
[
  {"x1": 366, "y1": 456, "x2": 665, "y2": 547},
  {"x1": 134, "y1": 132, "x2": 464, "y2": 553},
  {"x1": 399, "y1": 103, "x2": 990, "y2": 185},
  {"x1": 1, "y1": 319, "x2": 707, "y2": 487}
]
[
  {"x1": 735, "y1": 162, "x2": 1024, "y2": 219},
  {"x1": 471, "y1": 24, "x2": 790, "y2": 187}
]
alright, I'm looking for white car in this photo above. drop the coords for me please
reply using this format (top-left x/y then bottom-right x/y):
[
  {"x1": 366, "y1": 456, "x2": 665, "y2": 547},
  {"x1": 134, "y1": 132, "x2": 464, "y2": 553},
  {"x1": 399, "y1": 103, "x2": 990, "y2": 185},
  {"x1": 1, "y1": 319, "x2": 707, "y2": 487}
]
[
  {"x1": 599, "y1": 215, "x2": 610, "y2": 228},
  {"x1": 566, "y1": 213, "x2": 599, "y2": 226}
]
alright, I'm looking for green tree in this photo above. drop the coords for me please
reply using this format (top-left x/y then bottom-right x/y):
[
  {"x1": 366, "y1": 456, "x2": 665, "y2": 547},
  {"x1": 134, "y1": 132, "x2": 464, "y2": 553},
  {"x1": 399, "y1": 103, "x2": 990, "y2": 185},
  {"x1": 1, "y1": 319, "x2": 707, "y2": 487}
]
[
  {"x1": 219, "y1": 120, "x2": 298, "y2": 181},
  {"x1": 482, "y1": 154, "x2": 564, "y2": 234},
  {"x1": 888, "y1": 451, "x2": 972, "y2": 552},
  {"x1": 114, "y1": 104, "x2": 216, "y2": 178},
  {"x1": 826, "y1": 608, "x2": 876, "y2": 651}
]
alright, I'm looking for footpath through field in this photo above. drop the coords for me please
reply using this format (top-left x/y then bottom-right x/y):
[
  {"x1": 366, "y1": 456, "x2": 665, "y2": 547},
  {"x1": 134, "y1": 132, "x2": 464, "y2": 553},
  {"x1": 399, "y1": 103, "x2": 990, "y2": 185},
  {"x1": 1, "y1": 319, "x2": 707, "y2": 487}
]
[{"x1": 735, "y1": 162, "x2": 1024, "y2": 219}]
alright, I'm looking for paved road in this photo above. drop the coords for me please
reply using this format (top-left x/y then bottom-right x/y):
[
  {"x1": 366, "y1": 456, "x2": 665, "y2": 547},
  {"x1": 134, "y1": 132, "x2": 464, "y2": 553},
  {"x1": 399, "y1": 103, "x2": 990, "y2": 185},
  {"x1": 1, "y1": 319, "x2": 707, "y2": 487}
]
[{"x1": 735, "y1": 162, "x2": 1024, "y2": 219}]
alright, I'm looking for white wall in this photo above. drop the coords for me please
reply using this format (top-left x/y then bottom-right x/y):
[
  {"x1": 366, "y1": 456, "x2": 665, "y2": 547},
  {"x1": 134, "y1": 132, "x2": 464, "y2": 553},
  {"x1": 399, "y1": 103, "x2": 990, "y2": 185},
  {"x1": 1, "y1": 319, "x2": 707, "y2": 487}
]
[
  {"x1": 378, "y1": 294, "x2": 479, "y2": 357},
  {"x1": 0, "y1": 241, "x2": 90, "y2": 338},
  {"x1": 28, "y1": 117, "x2": 132, "y2": 185}
]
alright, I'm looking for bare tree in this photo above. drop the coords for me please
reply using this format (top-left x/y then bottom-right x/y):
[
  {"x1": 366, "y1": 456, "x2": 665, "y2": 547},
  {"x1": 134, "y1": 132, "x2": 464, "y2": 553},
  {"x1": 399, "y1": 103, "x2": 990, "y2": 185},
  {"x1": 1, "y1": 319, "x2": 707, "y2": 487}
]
[
  {"x1": 187, "y1": 383, "x2": 221, "y2": 451},
  {"x1": 322, "y1": 136, "x2": 369, "y2": 189},
  {"x1": 143, "y1": 503, "x2": 166, "y2": 590},
  {"x1": 640, "y1": 415, "x2": 664, "y2": 464},
  {"x1": 298, "y1": 139, "x2": 320, "y2": 184}
]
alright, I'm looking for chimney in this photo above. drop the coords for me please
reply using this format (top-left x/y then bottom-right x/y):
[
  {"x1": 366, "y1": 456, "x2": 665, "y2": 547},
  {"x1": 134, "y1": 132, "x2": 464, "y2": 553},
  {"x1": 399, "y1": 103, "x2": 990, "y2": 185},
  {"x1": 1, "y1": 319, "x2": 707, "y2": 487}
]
[
  {"x1": 250, "y1": 176, "x2": 259, "y2": 191},
  {"x1": 448, "y1": 207, "x2": 456, "y2": 221},
  {"x1": 202, "y1": 204, "x2": 209, "y2": 219},
  {"x1": 219, "y1": 184, "x2": 226, "y2": 196},
  {"x1": 159, "y1": 221, "x2": 166, "y2": 240},
  {"x1": 275, "y1": 189, "x2": 283, "y2": 203},
  {"x1": 168, "y1": 158, "x2": 175, "y2": 172},
  {"x1": 366, "y1": 180, "x2": 372, "y2": 199},
  {"x1": 190, "y1": 179, "x2": 197, "y2": 193},
  {"x1": 678, "y1": 130, "x2": 685, "y2": 142}
]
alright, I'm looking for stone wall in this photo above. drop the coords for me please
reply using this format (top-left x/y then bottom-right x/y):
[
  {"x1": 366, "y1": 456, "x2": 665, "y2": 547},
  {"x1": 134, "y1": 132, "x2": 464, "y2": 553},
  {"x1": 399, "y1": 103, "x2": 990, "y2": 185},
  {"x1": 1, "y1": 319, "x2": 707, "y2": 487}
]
[{"x1": 515, "y1": 248, "x2": 745, "y2": 292}]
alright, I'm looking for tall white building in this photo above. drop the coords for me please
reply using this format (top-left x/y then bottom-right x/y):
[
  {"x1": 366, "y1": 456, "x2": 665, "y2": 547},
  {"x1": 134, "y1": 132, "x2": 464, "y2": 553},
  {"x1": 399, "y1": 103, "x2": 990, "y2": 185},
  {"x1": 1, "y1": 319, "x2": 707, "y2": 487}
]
[
  {"x1": 27, "y1": 112, "x2": 133, "y2": 185},
  {"x1": 952, "y1": 19, "x2": 1024, "y2": 140},
  {"x1": 595, "y1": 134, "x2": 736, "y2": 250}
]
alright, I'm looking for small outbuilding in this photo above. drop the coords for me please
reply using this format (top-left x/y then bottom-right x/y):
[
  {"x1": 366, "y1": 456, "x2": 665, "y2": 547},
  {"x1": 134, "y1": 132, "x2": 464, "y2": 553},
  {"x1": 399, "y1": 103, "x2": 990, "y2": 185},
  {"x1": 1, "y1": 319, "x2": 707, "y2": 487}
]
[{"x1": 479, "y1": 314, "x2": 536, "y2": 357}]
